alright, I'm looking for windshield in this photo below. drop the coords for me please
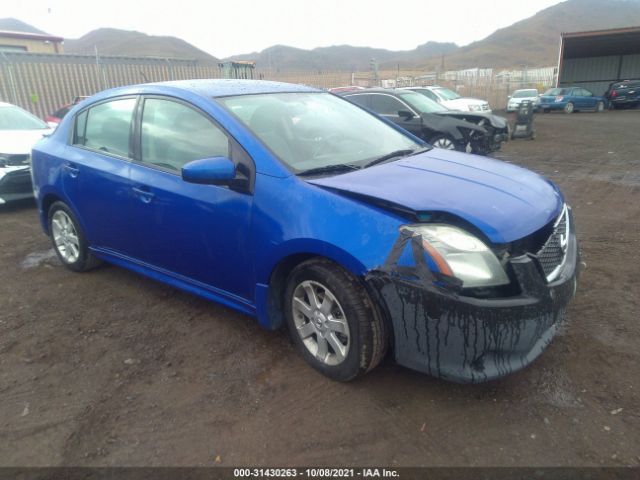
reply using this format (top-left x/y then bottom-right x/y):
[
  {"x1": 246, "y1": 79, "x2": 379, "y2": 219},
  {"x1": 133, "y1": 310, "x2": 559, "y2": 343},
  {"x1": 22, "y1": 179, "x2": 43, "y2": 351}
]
[
  {"x1": 513, "y1": 89, "x2": 538, "y2": 98},
  {"x1": 0, "y1": 105, "x2": 49, "y2": 131},
  {"x1": 543, "y1": 88, "x2": 568, "y2": 96},
  {"x1": 399, "y1": 91, "x2": 448, "y2": 113},
  {"x1": 433, "y1": 87, "x2": 460, "y2": 101},
  {"x1": 218, "y1": 92, "x2": 422, "y2": 174}
]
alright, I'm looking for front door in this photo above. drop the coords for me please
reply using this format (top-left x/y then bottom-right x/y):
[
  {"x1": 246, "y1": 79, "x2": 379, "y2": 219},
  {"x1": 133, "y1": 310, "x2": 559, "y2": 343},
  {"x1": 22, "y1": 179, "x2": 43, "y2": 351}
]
[{"x1": 127, "y1": 96, "x2": 254, "y2": 300}]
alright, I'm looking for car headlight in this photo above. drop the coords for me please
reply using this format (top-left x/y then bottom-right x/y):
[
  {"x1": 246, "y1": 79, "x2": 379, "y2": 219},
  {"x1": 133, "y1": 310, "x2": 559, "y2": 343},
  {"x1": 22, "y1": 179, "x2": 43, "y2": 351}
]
[
  {"x1": 401, "y1": 224, "x2": 510, "y2": 288},
  {"x1": 468, "y1": 105, "x2": 482, "y2": 111}
]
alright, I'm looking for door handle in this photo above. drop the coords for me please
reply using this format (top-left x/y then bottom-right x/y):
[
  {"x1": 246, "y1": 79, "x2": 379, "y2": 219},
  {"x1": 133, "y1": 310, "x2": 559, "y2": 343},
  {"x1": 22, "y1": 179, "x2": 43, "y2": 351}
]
[
  {"x1": 63, "y1": 163, "x2": 79, "y2": 178},
  {"x1": 132, "y1": 186, "x2": 155, "y2": 204}
]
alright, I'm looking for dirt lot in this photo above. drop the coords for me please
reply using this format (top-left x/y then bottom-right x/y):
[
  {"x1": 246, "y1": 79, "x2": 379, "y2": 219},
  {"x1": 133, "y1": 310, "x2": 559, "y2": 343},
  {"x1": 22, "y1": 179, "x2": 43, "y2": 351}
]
[{"x1": 1, "y1": 109, "x2": 639, "y2": 467}]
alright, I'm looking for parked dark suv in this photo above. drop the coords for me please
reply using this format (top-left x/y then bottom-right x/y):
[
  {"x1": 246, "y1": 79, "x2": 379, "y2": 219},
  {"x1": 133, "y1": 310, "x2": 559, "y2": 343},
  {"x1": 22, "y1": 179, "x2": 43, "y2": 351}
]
[
  {"x1": 605, "y1": 80, "x2": 640, "y2": 109},
  {"x1": 338, "y1": 89, "x2": 507, "y2": 155}
]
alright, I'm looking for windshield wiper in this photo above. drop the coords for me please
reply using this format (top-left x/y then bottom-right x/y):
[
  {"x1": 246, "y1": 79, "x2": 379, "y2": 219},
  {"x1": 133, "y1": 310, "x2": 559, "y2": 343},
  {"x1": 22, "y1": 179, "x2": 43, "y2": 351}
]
[
  {"x1": 364, "y1": 147, "x2": 431, "y2": 168},
  {"x1": 297, "y1": 163, "x2": 361, "y2": 177}
]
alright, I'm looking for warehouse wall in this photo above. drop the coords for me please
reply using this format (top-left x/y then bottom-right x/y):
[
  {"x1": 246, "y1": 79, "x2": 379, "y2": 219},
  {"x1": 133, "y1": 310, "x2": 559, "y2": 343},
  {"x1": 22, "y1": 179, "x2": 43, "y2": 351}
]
[{"x1": 560, "y1": 54, "x2": 640, "y2": 96}]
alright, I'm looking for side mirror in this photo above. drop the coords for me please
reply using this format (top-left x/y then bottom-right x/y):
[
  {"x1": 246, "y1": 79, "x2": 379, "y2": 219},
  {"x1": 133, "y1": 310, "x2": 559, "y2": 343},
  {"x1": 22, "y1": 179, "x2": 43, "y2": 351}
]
[
  {"x1": 507, "y1": 95, "x2": 512, "y2": 99},
  {"x1": 182, "y1": 157, "x2": 235, "y2": 185},
  {"x1": 398, "y1": 109, "x2": 414, "y2": 120}
]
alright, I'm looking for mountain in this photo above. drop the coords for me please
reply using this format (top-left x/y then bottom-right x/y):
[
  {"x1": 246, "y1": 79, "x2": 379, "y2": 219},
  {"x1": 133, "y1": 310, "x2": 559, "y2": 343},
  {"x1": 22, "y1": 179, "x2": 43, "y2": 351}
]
[
  {"x1": 64, "y1": 28, "x2": 218, "y2": 63},
  {"x1": 226, "y1": 42, "x2": 458, "y2": 72},
  {"x1": 227, "y1": 0, "x2": 640, "y2": 71},
  {"x1": 422, "y1": 0, "x2": 640, "y2": 70},
  {"x1": 0, "y1": 18, "x2": 49, "y2": 34}
]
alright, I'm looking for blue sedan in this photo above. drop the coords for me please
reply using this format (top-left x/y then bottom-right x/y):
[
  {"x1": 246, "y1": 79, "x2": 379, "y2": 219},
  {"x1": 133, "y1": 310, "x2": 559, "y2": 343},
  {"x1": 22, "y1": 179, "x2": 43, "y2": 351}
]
[
  {"x1": 31, "y1": 80, "x2": 580, "y2": 383},
  {"x1": 538, "y1": 86, "x2": 606, "y2": 113}
]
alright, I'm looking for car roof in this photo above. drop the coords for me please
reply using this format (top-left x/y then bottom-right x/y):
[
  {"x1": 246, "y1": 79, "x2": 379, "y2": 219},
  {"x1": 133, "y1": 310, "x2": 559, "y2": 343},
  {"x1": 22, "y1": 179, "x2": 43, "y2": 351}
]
[
  {"x1": 340, "y1": 88, "x2": 404, "y2": 96},
  {"x1": 89, "y1": 79, "x2": 322, "y2": 101}
]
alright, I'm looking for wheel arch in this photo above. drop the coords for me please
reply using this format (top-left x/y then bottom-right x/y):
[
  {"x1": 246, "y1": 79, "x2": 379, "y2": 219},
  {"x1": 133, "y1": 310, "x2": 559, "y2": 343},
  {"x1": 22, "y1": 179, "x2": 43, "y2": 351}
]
[{"x1": 255, "y1": 241, "x2": 371, "y2": 330}]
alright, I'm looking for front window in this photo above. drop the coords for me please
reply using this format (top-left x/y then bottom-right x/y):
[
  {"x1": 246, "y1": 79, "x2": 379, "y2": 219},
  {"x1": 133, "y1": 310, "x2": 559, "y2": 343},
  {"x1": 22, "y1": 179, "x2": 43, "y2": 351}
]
[
  {"x1": 0, "y1": 105, "x2": 49, "y2": 130},
  {"x1": 432, "y1": 88, "x2": 460, "y2": 101},
  {"x1": 140, "y1": 98, "x2": 229, "y2": 171},
  {"x1": 218, "y1": 92, "x2": 422, "y2": 174},
  {"x1": 513, "y1": 90, "x2": 538, "y2": 98},
  {"x1": 398, "y1": 91, "x2": 448, "y2": 113}
]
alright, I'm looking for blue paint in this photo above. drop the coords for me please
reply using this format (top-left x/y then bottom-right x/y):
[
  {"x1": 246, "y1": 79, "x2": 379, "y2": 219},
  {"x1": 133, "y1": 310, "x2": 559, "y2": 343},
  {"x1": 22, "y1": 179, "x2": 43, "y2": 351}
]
[{"x1": 32, "y1": 79, "x2": 567, "y2": 331}]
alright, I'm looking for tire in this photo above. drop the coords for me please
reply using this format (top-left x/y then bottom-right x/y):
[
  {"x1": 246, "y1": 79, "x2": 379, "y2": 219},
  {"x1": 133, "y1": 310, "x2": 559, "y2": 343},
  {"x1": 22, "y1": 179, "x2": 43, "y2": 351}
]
[
  {"x1": 430, "y1": 135, "x2": 457, "y2": 150},
  {"x1": 48, "y1": 201, "x2": 102, "y2": 272},
  {"x1": 284, "y1": 258, "x2": 388, "y2": 382},
  {"x1": 596, "y1": 101, "x2": 604, "y2": 112},
  {"x1": 564, "y1": 102, "x2": 574, "y2": 114}
]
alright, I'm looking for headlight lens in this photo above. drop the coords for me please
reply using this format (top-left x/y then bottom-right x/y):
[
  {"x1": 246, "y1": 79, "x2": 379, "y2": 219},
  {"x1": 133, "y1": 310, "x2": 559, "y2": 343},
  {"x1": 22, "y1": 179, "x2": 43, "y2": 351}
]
[
  {"x1": 401, "y1": 224, "x2": 510, "y2": 288},
  {"x1": 469, "y1": 105, "x2": 482, "y2": 111}
]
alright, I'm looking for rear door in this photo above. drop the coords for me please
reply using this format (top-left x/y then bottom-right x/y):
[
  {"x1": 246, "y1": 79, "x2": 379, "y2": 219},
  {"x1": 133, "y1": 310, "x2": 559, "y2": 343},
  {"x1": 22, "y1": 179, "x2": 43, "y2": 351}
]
[
  {"x1": 578, "y1": 88, "x2": 595, "y2": 108},
  {"x1": 63, "y1": 97, "x2": 137, "y2": 255},
  {"x1": 127, "y1": 96, "x2": 255, "y2": 299}
]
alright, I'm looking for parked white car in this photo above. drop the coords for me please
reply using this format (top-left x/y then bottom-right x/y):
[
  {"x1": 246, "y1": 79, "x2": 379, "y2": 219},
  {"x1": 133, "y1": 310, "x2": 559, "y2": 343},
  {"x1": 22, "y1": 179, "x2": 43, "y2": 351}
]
[
  {"x1": 0, "y1": 102, "x2": 53, "y2": 204},
  {"x1": 408, "y1": 86, "x2": 491, "y2": 113},
  {"x1": 507, "y1": 89, "x2": 540, "y2": 112}
]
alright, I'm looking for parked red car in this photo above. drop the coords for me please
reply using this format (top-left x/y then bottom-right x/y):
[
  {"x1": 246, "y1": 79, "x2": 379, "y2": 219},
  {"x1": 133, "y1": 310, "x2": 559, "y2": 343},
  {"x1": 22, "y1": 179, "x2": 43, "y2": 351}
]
[{"x1": 45, "y1": 96, "x2": 88, "y2": 125}]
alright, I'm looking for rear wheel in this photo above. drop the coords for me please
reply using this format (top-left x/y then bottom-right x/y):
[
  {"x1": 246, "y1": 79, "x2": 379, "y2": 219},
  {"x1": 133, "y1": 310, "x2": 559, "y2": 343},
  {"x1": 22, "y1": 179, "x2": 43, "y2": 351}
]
[
  {"x1": 48, "y1": 201, "x2": 101, "y2": 272},
  {"x1": 564, "y1": 102, "x2": 574, "y2": 114},
  {"x1": 284, "y1": 258, "x2": 387, "y2": 381}
]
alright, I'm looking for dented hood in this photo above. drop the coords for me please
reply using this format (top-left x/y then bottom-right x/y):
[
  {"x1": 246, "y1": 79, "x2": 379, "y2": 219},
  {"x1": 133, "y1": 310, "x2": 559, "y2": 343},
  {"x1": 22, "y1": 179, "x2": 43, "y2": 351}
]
[{"x1": 308, "y1": 148, "x2": 564, "y2": 244}]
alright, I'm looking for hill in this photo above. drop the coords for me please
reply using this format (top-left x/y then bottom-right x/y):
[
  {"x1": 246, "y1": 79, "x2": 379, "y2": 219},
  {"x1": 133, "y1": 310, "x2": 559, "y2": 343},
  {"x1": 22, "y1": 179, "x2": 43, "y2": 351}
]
[
  {"x1": 227, "y1": 0, "x2": 640, "y2": 71},
  {"x1": 422, "y1": 0, "x2": 640, "y2": 70},
  {"x1": 64, "y1": 28, "x2": 218, "y2": 63},
  {"x1": 0, "y1": 18, "x2": 49, "y2": 34},
  {"x1": 227, "y1": 42, "x2": 458, "y2": 72}
]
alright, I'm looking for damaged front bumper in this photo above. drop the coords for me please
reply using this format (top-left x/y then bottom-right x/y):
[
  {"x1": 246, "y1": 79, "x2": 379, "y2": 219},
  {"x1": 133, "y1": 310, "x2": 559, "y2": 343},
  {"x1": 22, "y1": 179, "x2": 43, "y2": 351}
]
[{"x1": 366, "y1": 224, "x2": 580, "y2": 383}]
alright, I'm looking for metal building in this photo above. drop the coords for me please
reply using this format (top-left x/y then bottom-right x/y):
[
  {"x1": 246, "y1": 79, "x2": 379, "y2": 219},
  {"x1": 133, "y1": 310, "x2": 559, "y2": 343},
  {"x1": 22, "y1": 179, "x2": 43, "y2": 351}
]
[{"x1": 557, "y1": 26, "x2": 640, "y2": 95}]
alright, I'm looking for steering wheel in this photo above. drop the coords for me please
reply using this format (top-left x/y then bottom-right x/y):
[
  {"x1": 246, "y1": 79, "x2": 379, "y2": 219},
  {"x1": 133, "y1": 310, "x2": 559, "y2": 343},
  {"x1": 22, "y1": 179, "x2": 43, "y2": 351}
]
[{"x1": 310, "y1": 132, "x2": 344, "y2": 160}]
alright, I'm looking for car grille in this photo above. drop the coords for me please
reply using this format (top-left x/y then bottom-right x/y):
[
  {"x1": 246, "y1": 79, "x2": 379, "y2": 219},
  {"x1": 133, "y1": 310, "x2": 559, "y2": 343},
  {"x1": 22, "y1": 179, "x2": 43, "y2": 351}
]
[
  {"x1": 0, "y1": 154, "x2": 30, "y2": 166},
  {"x1": 0, "y1": 169, "x2": 32, "y2": 195},
  {"x1": 535, "y1": 205, "x2": 570, "y2": 282}
]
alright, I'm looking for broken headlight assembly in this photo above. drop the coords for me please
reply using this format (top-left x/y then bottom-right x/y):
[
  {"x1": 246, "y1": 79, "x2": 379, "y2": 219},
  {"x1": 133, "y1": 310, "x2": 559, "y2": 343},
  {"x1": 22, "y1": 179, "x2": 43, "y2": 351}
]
[{"x1": 401, "y1": 224, "x2": 510, "y2": 288}]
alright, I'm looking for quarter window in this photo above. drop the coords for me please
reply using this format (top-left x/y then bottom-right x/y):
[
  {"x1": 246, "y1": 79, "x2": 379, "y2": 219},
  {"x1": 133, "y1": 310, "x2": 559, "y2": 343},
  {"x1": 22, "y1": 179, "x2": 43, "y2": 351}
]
[
  {"x1": 75, "y1": 98, "x2": 137, "y2": 157},
  {"x1": 140, "y1": 98, "x2": 229, "y2": 171}
]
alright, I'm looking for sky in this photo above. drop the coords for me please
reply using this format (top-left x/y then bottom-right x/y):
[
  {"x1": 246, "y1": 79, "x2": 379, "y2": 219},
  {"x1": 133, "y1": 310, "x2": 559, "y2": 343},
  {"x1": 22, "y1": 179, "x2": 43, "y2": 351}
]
[{"x1": 1, "y1": 0, "x2": 564, "y2": 58}]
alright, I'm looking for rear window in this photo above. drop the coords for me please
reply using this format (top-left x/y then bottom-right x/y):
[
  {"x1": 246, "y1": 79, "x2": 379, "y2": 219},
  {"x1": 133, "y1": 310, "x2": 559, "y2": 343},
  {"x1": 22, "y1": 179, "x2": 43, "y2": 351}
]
[
  {"x1": 543, "y1": 88, "x2": 568, "y2": 96},
  {"x1": 73, "y1": 98, "x2": 137, "y2": 158},
  {"x1": 513, "y1": 90, "x2": 538, "y2": 98}
]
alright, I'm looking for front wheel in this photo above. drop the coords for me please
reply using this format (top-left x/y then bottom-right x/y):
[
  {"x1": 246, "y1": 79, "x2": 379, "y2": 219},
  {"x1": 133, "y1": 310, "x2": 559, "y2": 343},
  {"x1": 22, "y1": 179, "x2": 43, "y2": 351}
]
[
  {"x1": 48, "y1": 201, "x2": 102, "y2": 272},
  {"x1": 564, "y1": 102, "x2": 574, "y2": 114},
  {"x1": 284, "y1": 258, "x2": 387, "y2": 381}
]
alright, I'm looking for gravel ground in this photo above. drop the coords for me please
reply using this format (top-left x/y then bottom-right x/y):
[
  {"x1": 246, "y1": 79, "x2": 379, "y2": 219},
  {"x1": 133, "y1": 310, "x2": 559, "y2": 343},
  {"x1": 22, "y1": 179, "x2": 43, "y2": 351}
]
[{"x1": 0, "y1": 109, "x2": 639, "y2": 467}]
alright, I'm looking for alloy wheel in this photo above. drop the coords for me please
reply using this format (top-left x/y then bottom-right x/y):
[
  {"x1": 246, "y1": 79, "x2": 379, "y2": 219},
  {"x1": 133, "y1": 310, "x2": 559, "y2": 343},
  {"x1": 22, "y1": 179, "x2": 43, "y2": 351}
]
[
  {"x1": 432, "y1": 137, "x2": 455, "y2": 150},
  {"x1": 291, "y1": 280, "x2": 350, "y2": 366},
  {"x1": 51, "y1": 210, "x2": 80, "y2": 263}
]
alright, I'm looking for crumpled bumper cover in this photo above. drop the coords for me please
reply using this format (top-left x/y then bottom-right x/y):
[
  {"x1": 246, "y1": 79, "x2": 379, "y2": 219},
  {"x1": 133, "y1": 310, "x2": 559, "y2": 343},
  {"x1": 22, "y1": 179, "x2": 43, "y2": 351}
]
[{"x1": 366, "y1": 227, "x2": 580, "y2": 383}]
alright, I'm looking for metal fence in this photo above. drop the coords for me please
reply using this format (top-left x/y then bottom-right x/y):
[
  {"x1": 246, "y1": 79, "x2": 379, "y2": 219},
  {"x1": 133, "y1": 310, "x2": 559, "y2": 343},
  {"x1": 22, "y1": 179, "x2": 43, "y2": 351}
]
[
  {"x1": 0, "y1": 52, "x2": 220, "y2": 119},
  {"x1": 0, "y1": 51, "x2": 558, "y2": 117}
]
